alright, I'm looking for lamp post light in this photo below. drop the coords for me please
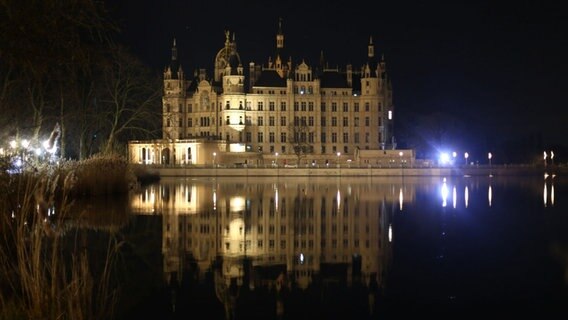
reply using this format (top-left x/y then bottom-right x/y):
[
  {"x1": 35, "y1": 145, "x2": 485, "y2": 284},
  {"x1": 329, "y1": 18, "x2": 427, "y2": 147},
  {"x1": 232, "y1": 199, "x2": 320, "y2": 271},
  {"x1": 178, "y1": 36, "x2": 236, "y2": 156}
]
[
  {"x1": 488, "y1": 152, "x2": 493, "y2": 176},
  {"x1": 551, "y1": 151, "x2": 554, "y2": 167},
  {"x1": 336, "y1": 152, "x2": 341, "y2": 168},
  {"x1": 452, "y1": 151, "x2": 457, "y2": 165},
  {"x1": 464, "y1": 152, "x2": 469, "y2": 166},
  {"x1": 213, "y1": 152, "x2": 217, "y2": 167},
  {"x1": 543, "y1": 151, "x2": 547, "y2": 168},
  {"x1": 275, "y1": 152, "x2": 279, "y2": 176}
]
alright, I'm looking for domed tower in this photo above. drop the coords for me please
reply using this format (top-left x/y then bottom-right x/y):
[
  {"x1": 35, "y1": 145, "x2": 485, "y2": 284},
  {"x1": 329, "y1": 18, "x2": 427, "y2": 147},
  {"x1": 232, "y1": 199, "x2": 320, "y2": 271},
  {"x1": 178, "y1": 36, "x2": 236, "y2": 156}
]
[
  {"x1": 217, "y1": 31, "x2": 246, "y2": 135},
  {"x1": 163, "y1": 38, "x2": 186, "y2": 139}
]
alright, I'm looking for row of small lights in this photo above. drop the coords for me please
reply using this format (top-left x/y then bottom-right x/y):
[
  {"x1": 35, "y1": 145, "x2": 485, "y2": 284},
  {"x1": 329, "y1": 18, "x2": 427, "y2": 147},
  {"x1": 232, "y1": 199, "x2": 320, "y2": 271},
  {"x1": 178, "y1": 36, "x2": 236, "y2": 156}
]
[
  {"x1": 0, "y1": 138, "x2": 57, "y2": 157},
  {"x1": 440, "y1": 150, "x2": 556, "y2": 166}
]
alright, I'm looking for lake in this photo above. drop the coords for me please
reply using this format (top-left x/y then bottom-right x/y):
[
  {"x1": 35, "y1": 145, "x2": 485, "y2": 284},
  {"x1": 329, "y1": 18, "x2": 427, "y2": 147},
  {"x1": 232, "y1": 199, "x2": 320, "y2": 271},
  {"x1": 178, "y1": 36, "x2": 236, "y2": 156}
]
[{"x1": 95, "y1": 174, "x2": 567, "y2": 319}]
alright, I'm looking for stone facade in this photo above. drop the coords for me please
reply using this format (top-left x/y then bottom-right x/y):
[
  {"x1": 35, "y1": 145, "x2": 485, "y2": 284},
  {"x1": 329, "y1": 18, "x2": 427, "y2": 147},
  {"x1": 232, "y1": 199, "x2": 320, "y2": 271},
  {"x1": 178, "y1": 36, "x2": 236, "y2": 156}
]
[{"x1": 129, "y1": 22, "x2": 403, "y2": 166}]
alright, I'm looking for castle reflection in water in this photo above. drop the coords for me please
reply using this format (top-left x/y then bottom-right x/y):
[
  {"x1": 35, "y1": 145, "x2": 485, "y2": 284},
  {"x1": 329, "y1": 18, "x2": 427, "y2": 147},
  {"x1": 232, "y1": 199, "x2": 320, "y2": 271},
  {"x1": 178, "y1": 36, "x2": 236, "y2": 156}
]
[{"x1": 130, "y1": 177, "x2": 419, "y2": 295}]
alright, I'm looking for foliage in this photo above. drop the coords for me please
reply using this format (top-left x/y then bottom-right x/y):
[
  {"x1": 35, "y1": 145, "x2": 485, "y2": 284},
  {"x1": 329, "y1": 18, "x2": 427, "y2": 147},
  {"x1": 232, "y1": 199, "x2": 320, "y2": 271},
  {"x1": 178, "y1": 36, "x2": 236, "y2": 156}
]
[{"x1": 50, "y1": 154, "x2": 137, "y2": 197}]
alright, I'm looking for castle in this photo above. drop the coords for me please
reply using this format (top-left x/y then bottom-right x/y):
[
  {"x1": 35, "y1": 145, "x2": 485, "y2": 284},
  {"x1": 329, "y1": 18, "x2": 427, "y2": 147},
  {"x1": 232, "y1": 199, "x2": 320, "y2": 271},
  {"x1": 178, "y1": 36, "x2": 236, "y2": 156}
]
[{"x1": 128, "y1": 21, "x2": 407, "y2": 167}]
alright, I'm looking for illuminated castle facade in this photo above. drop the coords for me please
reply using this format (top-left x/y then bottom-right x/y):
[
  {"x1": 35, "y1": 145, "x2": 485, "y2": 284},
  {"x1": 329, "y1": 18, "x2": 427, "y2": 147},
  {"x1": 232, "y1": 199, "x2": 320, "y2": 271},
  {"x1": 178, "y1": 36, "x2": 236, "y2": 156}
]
[{"x1": 129, "y1": 22, "x2": 395, "y2": 166}]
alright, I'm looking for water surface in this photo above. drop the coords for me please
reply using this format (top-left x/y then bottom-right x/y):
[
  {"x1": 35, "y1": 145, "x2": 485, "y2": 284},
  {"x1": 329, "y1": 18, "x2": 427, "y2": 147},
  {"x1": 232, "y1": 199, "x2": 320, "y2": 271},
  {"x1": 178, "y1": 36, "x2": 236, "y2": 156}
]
[{"x1": 111, "y1": 174, "x2": 568, "y2": 319}]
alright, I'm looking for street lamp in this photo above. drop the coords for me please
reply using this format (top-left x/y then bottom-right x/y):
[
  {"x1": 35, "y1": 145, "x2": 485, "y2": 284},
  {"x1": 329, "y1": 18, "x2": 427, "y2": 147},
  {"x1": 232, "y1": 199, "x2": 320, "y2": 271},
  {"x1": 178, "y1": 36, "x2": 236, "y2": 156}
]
[
  {"x1": 488, "y1": 152, "x2": 492, "y2": 176},
  {"x1": 336, "y1": 152, "x2": 341, "y2": 168},
  {"x1": 551, "y1": 151, "x2": 554, "y2": 167},
  {"x1": 399, "y1": 151, "x2": 403, "y2": 166},
  {"x1": 452, "y1": 151, "x2": 457, "y2": 165},
  {"x1": 213, "y1": 152, "x2": 217, "y2": 167},
  {"x1": 275, "y1": 152, "x2": 279, "y2": 177},
  {"x1": 464, "y1": 152, "x2": 469, "y2": 166},
  {"x1": 543, "y1": 151, "x2": 547, "y2": 168}
]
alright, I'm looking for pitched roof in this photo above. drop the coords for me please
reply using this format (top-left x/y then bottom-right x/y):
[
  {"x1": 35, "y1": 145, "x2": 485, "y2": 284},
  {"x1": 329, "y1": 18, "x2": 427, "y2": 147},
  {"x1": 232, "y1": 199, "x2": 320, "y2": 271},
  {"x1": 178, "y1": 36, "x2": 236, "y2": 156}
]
[
  {"x1": 254, "y1": 70, "x2": 286, "y2": 87},
  {"x1": 320, "y1": 71, "x2": 348, "y2": 88}
]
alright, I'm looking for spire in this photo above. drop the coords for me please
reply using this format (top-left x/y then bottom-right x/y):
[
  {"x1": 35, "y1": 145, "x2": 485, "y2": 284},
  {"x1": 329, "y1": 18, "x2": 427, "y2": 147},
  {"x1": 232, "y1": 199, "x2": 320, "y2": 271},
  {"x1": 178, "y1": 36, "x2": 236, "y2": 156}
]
[
  {"x1": 276, "y1": 18, "x2": 284, "y2": 49},
  {"x1": 171, "y1": 38, "x2": 178, "y2": 61},
  {"x1": 368, "y1": 36, "x2": 374, "y2": 58},
  {"x1": 225, "y1": 30, "x2": 230, "y2": 47}
]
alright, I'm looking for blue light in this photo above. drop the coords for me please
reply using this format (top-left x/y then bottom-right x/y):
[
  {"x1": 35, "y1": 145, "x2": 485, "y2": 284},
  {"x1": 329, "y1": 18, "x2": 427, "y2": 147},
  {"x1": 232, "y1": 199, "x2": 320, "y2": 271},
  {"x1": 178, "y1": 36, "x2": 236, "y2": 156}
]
[{"x1": 439, "y1": 152, "x2": 450, "y2": 165}]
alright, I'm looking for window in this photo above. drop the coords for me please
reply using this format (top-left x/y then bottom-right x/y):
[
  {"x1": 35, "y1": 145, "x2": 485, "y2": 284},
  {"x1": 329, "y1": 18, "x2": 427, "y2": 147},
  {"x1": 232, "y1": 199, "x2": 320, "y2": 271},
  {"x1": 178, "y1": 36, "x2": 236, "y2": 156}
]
[
  {"x1": 308, "y1": 116, "x2": 314, "y2": 126},
  {"x1": 258, "y1": 132, "x2": 264, "y2": 143},
  {"x1": 332, "y1": 102, "x2": 337, "y2": 112},
  {"x1": 321, "y1": 103, "x2": 326, "y2": 112},
  {"x1": 294, "y1": 102, "x2": 299, "y2": 111},
  {"x1": 354, "y1": 117, "x2": 359, "y2": 127},
  {"x1": 258, "y1": 102, "x2": 264, "y2": 111},
  {"x1": 269, "y1": 132, "x2": 275, "y2": 143},
  {"x1": 269, "y1": 116, "x2": 275, "y2": 126},
  {"x1": 281, "y1": 116, "x2": 287, "y2": 126},
  {"x1": 343, "y1": 132, "x2": 349, "y2": 143},
  {"x1": 321, "y1": 117, "x2": 326, "y2": 127},
  {"x1": 188, "y1": 104, "x2": 192, "y2": 112},
  {"x1": 331, "y1": 117, "x2": 337, "y2": 126},
  {"x1": 354, "y1": 133, "x2": 359, "y2": 143},
  {"x1": 188, "y1": 118, "x2": 193, "y2": 127},
  {"x1": 354, "y1": 103, "x2": 359, "y2": 112},
  {"x1": 301, "y1": 102, "x2": 307, "y2": 111},
  {"x1": 281, "y1": 132, "x2": 286, "y2": 143},
  {"x1": 269, "y1": 101, "x2": 275, "y2": 111},
  {"x1": 321, "y1": 133, "x2": 326, "y2": 143},
  {"x1": 281, "y1": 102, "x2": 286, "y2": 111},
  {"x1": 343, "y1": 117, "x2": 348, "y2": 127},
  {"x1": 365, "y1": 102, "x2": 370, "y2": 111},
  {"x1": 331, "y1": 133, "x2": 337, "y2": 143},
  {"x1": 308, "y1": 102, "x2": 314, "y2": 111},
  {"x1": 258, "y1": 116, "x2": 264, "y2": 126},
  {"x1": 246, "y1": 132, "x2": 251, "y2": 142},
  {"x1": 365, "y1": 117, "x2": 370, "y2": 126},
  {"x1": 343, "y1": 103, "x2": 348, "y2": 112}
]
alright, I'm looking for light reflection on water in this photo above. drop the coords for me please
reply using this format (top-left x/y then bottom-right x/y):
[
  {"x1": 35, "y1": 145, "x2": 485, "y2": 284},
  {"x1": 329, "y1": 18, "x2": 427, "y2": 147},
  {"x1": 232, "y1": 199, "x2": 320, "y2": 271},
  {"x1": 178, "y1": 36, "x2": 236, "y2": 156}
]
[{"x1": 122, "y1": 175, "x2": 567, "y2": 318}]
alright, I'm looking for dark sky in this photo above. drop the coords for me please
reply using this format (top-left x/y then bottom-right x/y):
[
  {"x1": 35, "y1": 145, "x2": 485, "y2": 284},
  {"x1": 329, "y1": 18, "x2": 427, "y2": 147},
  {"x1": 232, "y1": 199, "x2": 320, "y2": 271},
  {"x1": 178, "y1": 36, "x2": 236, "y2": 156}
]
[{"x1": 105, "y1": 0, "x2": 567, "y2": 156}]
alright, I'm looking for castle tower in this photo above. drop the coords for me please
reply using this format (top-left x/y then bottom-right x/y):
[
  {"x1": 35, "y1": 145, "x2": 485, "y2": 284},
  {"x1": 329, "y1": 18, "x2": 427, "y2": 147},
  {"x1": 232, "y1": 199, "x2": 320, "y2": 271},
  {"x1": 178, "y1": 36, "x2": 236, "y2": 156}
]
[{"x1": 163, "y1": 38, "x2": 186, "y2": 140}]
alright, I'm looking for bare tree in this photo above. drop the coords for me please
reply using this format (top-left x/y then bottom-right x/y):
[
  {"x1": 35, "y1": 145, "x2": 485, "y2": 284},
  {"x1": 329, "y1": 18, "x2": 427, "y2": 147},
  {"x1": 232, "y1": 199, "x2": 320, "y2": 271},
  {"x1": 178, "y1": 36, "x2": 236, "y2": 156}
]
[
  {"x1": 97, "y1": 45, "x2": 162, "y2": 155},
  {"x1": 288, "y1": 118, "x2": 313, "y2": 165},
  {"x1": 0, "y1": 0, "x2": 115, "y2": 157}
]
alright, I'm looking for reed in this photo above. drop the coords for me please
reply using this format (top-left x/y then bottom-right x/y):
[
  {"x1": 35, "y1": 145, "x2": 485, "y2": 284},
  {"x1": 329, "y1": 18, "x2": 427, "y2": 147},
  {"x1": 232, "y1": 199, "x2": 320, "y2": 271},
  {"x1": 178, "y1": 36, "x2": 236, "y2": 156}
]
[{"x1": 0, "y1": 157, "x2": 122, "y2": 319}]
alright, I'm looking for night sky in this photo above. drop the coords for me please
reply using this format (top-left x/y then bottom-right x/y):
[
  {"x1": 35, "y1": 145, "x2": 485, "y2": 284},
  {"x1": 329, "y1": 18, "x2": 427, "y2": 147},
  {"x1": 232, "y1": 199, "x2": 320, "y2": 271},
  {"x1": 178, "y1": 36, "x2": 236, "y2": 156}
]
[{"x1": 105, "y1": 0, "x2": 567, "y2": 161}]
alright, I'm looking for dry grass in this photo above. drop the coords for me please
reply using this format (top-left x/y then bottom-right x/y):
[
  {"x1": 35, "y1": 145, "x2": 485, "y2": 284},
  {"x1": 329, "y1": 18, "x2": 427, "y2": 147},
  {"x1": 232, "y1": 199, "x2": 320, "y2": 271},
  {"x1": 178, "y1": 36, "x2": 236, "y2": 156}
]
[{"x1": 0, "y1": 155, "x2": 127, "y2": 319}]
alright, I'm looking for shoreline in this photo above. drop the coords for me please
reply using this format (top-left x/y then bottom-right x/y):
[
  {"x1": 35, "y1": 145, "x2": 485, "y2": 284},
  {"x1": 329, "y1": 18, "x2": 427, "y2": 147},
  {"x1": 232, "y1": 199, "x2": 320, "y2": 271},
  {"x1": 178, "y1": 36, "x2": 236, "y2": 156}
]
[{"x1": 136, "y1": 164, "x2": 566, "y2": 178}]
